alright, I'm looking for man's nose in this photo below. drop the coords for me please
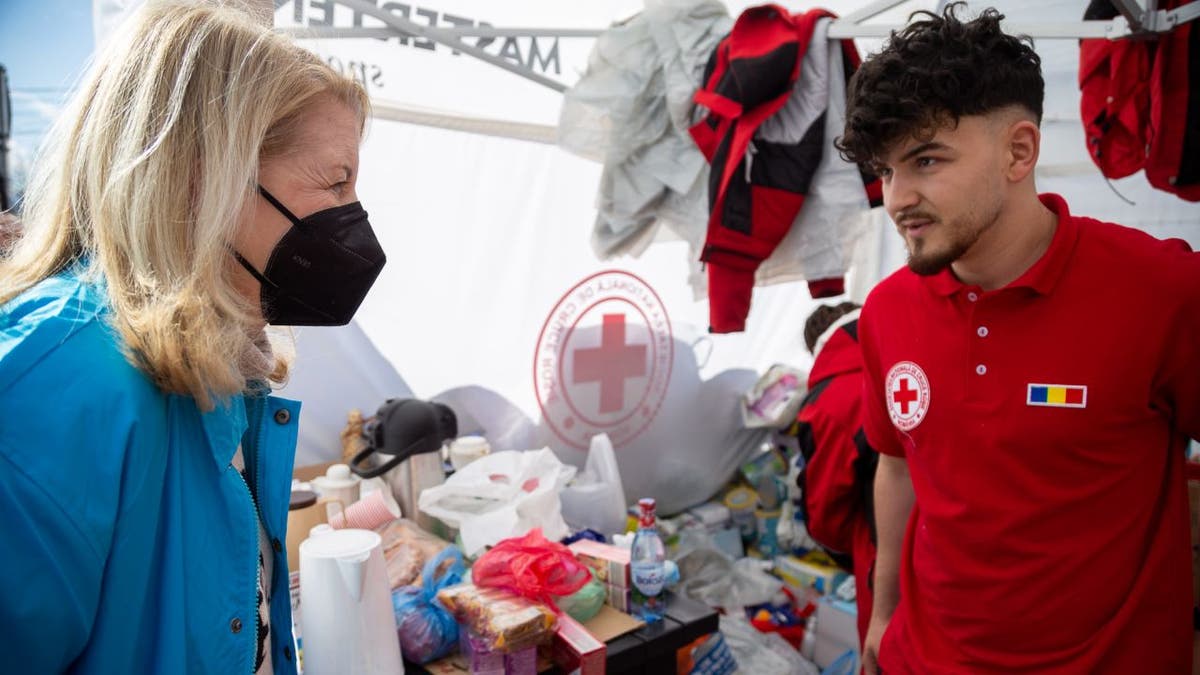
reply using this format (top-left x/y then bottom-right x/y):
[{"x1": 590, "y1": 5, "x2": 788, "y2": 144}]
[{"x1": 883, "y1": 173, "x2": 919, "y2": 221}]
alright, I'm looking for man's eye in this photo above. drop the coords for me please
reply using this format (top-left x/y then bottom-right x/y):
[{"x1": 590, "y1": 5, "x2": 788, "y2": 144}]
[
  {"x1": 915, "y1": 157, "x2": 937, "y2": 168},
  {"x1": 875, "y1": 166, "x2": 892, "y2": 178}
]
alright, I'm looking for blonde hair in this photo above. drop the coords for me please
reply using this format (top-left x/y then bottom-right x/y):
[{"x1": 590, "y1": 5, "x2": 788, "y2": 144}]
[{"x1": 0, "y1": 1, "x2": 369, "y2": 410}]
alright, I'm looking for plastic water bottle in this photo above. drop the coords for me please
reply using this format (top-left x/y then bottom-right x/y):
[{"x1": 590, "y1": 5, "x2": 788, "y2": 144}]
[{"x1": 630, "y1": 497, "x2": 667, "y2": 622}]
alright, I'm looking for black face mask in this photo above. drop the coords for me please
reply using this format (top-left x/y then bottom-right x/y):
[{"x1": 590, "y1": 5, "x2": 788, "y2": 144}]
[{"x1": 234, "y1": 185, "x2": 386, "y2": 326}]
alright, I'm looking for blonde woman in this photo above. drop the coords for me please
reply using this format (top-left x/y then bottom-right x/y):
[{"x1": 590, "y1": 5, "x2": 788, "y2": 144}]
[{"x1": 0, "y1": 2, "x2": 385, "y2": 673}]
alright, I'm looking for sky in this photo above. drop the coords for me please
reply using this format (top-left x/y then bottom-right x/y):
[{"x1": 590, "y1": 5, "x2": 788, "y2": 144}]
[{"x1": 0, "y1": 0, "x2": 94, "y2": 202}]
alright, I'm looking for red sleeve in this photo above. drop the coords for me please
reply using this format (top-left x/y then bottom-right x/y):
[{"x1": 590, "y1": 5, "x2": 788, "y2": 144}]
[
  {"x1": 859, "y1": 300, "x2": 906, "y2": 458},
  {"x1": 799, "y1": 378, "x2": 866, "y2": 553},
  {"x1": 1152, "y1": 246, "x2": 1200, "y2": 442}
]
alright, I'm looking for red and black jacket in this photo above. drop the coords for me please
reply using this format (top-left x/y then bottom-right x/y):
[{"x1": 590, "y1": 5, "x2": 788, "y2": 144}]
[{"x1": 690, "y1": 6, "x2": 882, "y2": 333}]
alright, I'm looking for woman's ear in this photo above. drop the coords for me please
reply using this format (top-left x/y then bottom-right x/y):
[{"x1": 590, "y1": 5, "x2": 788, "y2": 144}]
[{"x1": 1006, "y1": 119, "x2": 1041, "y2": 183}]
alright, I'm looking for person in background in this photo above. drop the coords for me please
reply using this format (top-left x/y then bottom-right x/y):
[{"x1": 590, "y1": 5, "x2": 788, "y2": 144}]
[
  {"x1": 792, "y1": 301, "x2": 878, "y2": 651},
  {"x1": 0, "y1": 2, "x2": 385, "y2": 672},
  {"x1": 838, "y1": 4, "x2": 1200, "y2": 674}
]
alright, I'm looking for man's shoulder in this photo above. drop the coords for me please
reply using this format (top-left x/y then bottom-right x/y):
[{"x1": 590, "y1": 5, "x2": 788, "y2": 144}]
[
  {"x1": 1071, "y1": 214, "x2": 1200, "y2": 289},
  {"x1": 862, "y1": 266, "x2": 922, "y2": 319}
]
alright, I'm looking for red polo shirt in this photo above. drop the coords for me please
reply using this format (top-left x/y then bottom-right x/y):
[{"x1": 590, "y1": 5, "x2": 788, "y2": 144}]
[{"x1": 859, "y1": 194, "x2": 1200, "y2": 674}]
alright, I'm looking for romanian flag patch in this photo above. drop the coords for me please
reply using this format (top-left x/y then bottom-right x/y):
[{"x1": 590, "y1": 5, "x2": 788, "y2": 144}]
[{"x1": 1026, "y1": 383, "x2": 1087, "y2": 408}]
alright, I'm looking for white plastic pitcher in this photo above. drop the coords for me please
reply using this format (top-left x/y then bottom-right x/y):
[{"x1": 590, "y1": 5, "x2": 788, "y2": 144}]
[{"x1": 299, "y1": 529, "x2": 404, "y2": 675}]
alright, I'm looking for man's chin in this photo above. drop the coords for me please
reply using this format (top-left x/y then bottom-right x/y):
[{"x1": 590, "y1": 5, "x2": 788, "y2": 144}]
[{"x1": 906, "y1": 252, "x2": 953, "y2": 276}]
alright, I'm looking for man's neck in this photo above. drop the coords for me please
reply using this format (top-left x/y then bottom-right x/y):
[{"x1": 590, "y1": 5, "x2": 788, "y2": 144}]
[{"x1": 951, "y1": 193, "x2": 1057, "y2": 291}]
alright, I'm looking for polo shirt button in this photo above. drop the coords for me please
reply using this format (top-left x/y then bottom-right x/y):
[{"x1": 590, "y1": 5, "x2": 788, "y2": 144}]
[
  {"x1": 977, "y1": 326, "x2": 989, "y2": 338},
  {"x1": 272, "y1": 538, "x2": 282, "y2": 553},
  {"x1": 976, "y1": 364, "x2": 987, "y2": 375},
  {"x1": 274, "y1": 408, "x2": 291, "y2": 425},
  {"x1": 284, "y1": 645, "x2": 294, "y2": 661},
  {"x1": 230, "y1": 617, "x2": 242, "y2": 634},
  {"x1": 967, "y1": 292, "x2": 979, "y2": 302}
]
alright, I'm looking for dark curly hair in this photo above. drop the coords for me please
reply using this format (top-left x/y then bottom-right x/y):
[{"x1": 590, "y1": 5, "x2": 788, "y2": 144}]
[
  {"x1": 804, "y1": 302, "x2": 860, "y2": 354},
  {"x1": 836, "y1": 3, "x2": 1044, "y2": 167}
]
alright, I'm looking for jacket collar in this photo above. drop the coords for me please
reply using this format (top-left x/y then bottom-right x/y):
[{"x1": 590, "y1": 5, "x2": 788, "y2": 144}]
[{"x1": 200, "y1": 394, "x2": 249, "y2": 471}]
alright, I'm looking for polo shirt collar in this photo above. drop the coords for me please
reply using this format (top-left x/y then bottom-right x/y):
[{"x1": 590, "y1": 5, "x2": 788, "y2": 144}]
[{"x1": 924, "y1": 193, "x2": 1078, "y2": 298}]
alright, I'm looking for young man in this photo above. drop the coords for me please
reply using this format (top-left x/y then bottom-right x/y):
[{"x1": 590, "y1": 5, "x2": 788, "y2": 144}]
[
  {"x1": 793, "y1": 302, "x2": 878, "y2": 650},
  {"x1": 837, "y1": 5, "x2": 1200, "y2": 674}
]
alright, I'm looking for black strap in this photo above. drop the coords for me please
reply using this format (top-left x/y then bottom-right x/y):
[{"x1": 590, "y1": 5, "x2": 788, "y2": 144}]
[{"x1": 257, "y1": 185, "x2": 304, "y2": 228}]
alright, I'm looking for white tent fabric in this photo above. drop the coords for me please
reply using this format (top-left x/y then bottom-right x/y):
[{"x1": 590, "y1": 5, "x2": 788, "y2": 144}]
[{"x1": 89, "y1": 0, "x2": 1200, "y2": 505}]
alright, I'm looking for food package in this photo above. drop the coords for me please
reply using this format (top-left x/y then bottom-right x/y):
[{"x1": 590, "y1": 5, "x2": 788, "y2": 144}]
[
  {"x1": 375, "y1": 518, "x2": 452, "y2": 589},
  {"x1": 547, "y1": 614, "x2": 605, "y2": 675},
  {"x1": 569, "y1": 539, "x2": 631, "y2": 589},
  {"x1": 436, "y1": 583, "x2": 557, "y2": 653}
]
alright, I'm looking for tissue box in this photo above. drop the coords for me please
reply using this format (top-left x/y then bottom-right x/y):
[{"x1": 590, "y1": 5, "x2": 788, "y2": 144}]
[
  {"x1": 570, "y1": 540, "x2": 631, "y2": 589},
  {"x1": 774, "y1": 554, "x2": 848, "y2": 597},
  {"x1": 549, "y1": 614, "x2": 606, "y2": 675}
]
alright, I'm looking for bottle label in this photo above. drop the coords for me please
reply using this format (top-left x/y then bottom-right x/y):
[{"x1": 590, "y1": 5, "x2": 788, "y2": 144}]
[{"x1": 631, "y1": 561, "x2": 665, "y2": 597}]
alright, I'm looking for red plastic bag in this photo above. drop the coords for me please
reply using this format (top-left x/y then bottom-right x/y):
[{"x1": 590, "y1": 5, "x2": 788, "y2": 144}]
[{"x1": 471, "y1": 528, "x2": 592, "y2": 611}]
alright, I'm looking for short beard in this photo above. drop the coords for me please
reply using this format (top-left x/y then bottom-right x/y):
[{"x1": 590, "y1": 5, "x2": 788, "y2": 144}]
[{"x1": 907, "y1": 238, "x2": 971, "y2": 276}]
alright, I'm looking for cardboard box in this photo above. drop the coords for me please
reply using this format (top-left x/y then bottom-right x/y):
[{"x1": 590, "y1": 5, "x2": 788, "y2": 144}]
[
  {"x1": 570, "y1": 540, "x2": 631, "y2": 589},
  {"x1": 549, "y1": 614, "x2": 606, "y2": 675},
  {"x1": 812, "y1": 596, "x2": 860, "y2": 669},
  {"x1": 775, "y1": 554, "x2": 848, "y2": 597}
]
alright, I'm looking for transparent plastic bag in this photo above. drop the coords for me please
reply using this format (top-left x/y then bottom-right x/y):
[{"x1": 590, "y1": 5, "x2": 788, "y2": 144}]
[{"x1": 719, "y1": 615, "x2": 820, "y2": 675}]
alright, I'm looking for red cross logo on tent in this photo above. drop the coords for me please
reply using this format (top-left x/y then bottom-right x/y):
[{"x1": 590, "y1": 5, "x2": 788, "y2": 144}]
[
  {"x1": 885, "y1": 361, "x2": 930, "y2": 431},
  {"x1": 533, "y1": 270, "x2": 674, "y2": 450},
  {"x1": 573, "y1": 314, "x2": 647, "y2": 413}
]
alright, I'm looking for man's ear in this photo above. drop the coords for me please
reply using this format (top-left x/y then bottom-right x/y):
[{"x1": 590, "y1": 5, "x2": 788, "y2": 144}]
[{"x1": 1005, "y1": 119, "x2": 1040, "y2": 183}]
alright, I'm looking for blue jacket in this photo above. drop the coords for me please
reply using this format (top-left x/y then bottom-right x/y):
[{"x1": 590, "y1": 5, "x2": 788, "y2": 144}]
[{"x1": 0, "y1": 270, "x2": 300, "y2": 674}]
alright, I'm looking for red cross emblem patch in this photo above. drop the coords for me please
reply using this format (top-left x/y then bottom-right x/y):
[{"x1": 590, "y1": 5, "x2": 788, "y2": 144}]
[{"x1": 885, "y1": 361, "x2": 930, "y2": 431}]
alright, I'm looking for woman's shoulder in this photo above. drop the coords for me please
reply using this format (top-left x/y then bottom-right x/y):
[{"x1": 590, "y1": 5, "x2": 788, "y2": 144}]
[{"x1": 1, "y1": 272, "x2": 160, "y2": 408}]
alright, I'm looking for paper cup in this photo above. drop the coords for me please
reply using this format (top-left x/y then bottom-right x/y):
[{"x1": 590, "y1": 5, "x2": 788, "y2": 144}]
[{"x1": 328, "y1": 489, "x2": 401, "y2": 530}]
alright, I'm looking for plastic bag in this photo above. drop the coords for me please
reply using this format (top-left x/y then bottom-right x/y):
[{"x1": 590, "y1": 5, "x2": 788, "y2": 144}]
[
  {"x1": 391, "y1": 547, "x2": 466, "y2": 664},
  {"x1": 674, "y1": 533, "x2": 782, "y2": 613},
  {"x1": 472, "y1": 528, "x2": 592, "y2": 610},
  {"x1": 742, "y1": 364, "x2": 808, "y2": 429},
  {"x1": 552, "y1": 577, "x2": 606, "y2": 623},
  {"x1": 559, "y1": 434, "x2": 628, "y2": 539},
  {"x1": 417, "y1": 448, "x2": 576, "y2": 556},
  {"x1": 719, "y1": 615, "x2": 820, "y2": 675},
  {"x1": 375, "y1": 518, "x2": 453, "y2": 589}
]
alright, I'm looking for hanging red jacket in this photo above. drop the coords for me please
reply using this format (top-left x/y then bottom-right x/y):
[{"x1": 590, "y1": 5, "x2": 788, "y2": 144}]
[
  {"x1": 1145, "y1": 0, "x2": 1200, "y2": 201},
  {"x1": 690, "y1": 6, "x2": 881, "y2": 333},
  {"x1": 1079, "y1": 0, "x2": 1153, "y2": 179},
  {"x1": 1079, "y1": 0, "x2": 1199, "y2": 200},
  {"x1": 791, "y1": 314, "x2": 878, "y2": 647}
]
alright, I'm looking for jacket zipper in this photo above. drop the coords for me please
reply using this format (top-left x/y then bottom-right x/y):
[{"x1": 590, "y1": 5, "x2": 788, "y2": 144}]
[{"x1": 239, "y1": 397, "x2": 271, "y2": 674}]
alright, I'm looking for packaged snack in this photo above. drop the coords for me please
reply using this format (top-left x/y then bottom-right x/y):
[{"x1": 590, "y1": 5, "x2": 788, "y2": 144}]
[
  {"x1": 569, "y1": 539, "x2": 631, "y2": 589},
  {"x1": 375, "y1": 518, "x2": 452, "y2": 589},
  {"x1": 437, "y1": 583, "x2": 557, "y2": 653}
]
